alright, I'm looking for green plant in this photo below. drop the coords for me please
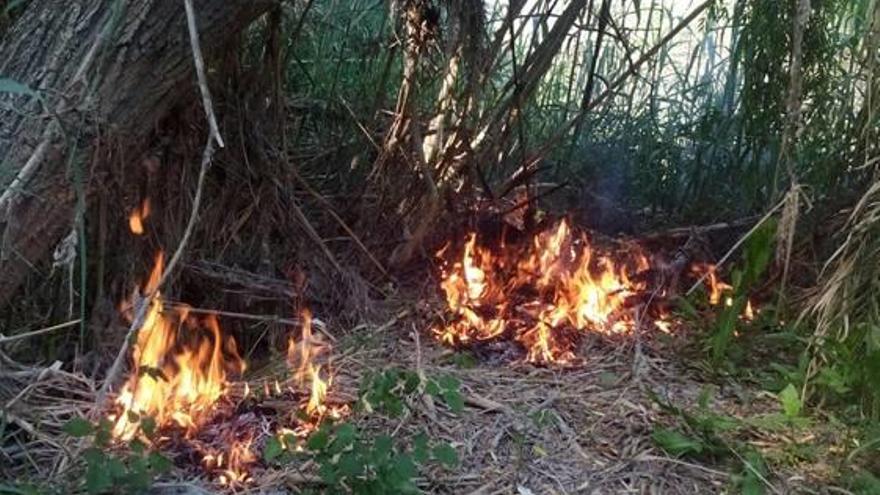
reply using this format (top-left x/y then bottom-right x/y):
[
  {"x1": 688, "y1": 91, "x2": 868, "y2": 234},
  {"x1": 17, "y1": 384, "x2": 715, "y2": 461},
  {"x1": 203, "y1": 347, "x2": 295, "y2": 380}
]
[
  {"x1": 707, "y1": 219, "x2": 777, "y2": 364},
  {"x1": 359, "y1": 368, "x2": 464, "y2": 416},
  {"x1": 62, "y1": 415, "x2": 171, "y2": 494},
  {"x1": 264, "y1": 367, "x2": 463, "y2": 493},
  {"x1": 264, "y1": 421, "x2": 459, "y2": 493}
]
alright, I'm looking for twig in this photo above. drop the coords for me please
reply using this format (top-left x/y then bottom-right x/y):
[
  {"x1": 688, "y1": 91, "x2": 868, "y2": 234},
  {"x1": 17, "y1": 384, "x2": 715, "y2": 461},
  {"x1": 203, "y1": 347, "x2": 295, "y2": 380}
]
[
  {"x1": 183, "y1": 0, "x2": 224, "y2": 149},
  {"x1": 686, "y1": 197, "x2": 787, "y2": 296},
  {"x1": 635, "y1": 454, "x2": 730, "y2": 477},
  {"x1": 162, "y1": 300, "x2": 336, "y2": 342},
  {"x1": 0, "y1": 319, "x2": 81, "y2": 345},
  {"x1": 641, "y1": 216, "x2": 759, "y2": 239},
  {"x1": 289, "y1": 196, "x2": 345, "y2": 275}
]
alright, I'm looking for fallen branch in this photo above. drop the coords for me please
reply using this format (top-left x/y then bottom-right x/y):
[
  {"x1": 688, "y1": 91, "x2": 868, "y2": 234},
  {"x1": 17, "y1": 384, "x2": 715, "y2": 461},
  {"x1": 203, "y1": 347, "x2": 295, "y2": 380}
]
[{"x1": 641, "y1": 216, "x2": 759, "y2": 239}]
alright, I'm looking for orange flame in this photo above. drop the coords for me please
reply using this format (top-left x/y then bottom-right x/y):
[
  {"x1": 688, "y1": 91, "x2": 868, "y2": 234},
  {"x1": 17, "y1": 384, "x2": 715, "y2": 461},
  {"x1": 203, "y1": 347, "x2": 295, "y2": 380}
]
[
  {"x1": 435, "y1": 219, "x2": 656, "y2": 364},
  {"x1": 112, "y1": 252, "x2": 245, "y2": 440},
  {"x1": 129, "y1": 198, "x2": 151, "y2": 235},
  {"x1": 692, "y1": 263, "x2": 732, "y2": 305}
]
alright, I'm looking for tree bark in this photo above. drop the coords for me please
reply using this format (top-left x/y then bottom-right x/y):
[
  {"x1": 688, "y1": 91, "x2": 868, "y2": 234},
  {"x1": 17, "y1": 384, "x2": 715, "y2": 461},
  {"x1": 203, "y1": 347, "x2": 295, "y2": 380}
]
[{"x1": 0, "y1": 0, "x2": 274, "y2": 308}]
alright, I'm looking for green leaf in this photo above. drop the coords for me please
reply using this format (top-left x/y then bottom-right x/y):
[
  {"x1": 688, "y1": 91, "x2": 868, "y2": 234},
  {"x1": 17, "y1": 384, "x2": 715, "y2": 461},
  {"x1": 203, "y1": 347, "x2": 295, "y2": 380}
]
[
  {"x1": 94, "y1": 418, "x2": 114, "y2": 446},
  {"x1": 441, "y1": 389, "x2": 465, "y2": 413},
  {"x1": 424, "y1": 380, "x2": 441, "y2": 397},
  {"x1": 129, "y1": 438, "x2": 146, "y2": 455},
  {"x1": 373, "y1": 435, "x2": 393, "y2": 459},
  {"x1": 651, "y1": 428, "x2": 704, "y2": 457},
  {"x1": 106, "y1": 457, "x2": 126, "y2": 479},
  {"x1": 334, "y1": 423, "x2": 358, "y2": 448},
  {"x1": 84, "y1": 460, "x2": 112, "y2": 494},
  {"x1": 263, "y1": 436, "x2": 284, "y2": 463},
  {"x1": 778, "y1": 384, "x2": 802, "y2": 418},
  {"x1": 392, "y1": 453, "x2": 417, "y2": 480},
  {"x1": 432, "y1": 443, "x2": 458, "y2": 468},
  {"x1": 438, "y1": 375, "x2": 460, "y2": 391},
  {"x1": 318, "y1": 462, "x2": 339, "y2": 484},
  {"x1": 402, "y1": 372, "x2": 420, "y2": 394},
  {"x1": 412, "y1": 433, "x2": 430, "y2": 463},
  {"x1": 307, "y1": 427, "x2": 331, "y2": 451},
  {"x1": 739, "y1": 450, "x2": 768, "y2": 495},
  {"x1": 62, "y1": 417, "x2": 94, "y2": 437},
  {"x1": 337, "y1": 452, "x2": 364, "y2": 477},
  {"x1": 139, "y1": 416, "x2": 156, "y2": 437},
  {"x1": 147, "y1": 452, "x2": 172, "y2": 473}
]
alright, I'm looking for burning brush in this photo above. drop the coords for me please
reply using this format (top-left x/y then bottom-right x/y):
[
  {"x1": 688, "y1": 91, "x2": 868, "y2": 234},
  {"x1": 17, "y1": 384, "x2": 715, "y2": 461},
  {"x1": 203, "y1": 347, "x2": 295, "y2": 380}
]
[
  {"x1": 106, "y1": 200, "x2": 348, "y2": 486},
  {"x1": 433, "y1": 218, "x2": 743, "y2": 365}
]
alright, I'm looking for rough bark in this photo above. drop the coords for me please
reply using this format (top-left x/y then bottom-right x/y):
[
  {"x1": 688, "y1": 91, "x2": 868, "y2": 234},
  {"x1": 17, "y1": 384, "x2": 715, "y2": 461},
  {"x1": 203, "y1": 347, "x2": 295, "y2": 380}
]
[{"x1": 0, "y1": 0, "x2": 274, "y2": 307}]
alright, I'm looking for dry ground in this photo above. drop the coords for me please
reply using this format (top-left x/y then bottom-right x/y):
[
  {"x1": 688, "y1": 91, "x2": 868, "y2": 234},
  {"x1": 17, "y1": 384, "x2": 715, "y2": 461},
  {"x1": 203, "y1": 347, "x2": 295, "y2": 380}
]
[{"x1": 0, "y1": 304, "x2": 849, "y2": 494}]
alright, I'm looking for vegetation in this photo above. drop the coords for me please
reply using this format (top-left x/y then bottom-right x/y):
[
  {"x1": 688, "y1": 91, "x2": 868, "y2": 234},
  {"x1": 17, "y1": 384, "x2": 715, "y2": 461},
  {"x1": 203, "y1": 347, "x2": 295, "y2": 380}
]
[{"x1": 2, "y1": 0, "x2": 880, "y2": 492}]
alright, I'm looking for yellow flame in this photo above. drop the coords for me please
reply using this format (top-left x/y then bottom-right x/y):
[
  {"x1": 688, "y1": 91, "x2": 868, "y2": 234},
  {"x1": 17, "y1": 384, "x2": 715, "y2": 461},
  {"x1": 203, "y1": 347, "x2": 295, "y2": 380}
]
[
  {"x1": 743, "y1": 300, "x2": 755, "y2": 321},
  {"x1": 287, "y1": 309, "x2": 330, "y2": 416},
  {"x1": 112, "y1": 252, "x2": 245, "y2": 440}
]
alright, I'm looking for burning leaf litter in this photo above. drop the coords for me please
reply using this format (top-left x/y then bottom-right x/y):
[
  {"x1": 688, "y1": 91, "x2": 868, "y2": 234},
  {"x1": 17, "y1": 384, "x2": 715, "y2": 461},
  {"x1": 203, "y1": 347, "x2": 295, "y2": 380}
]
[
  {"x1": 434, "y1": 219, "x2": 750, "y2": 364},
  {"x1": 107, "y1": 213, "x2": 349, "y2": 486},
  {"x1": 105, "y1": 213, "x2": 749, "y2": 488}
]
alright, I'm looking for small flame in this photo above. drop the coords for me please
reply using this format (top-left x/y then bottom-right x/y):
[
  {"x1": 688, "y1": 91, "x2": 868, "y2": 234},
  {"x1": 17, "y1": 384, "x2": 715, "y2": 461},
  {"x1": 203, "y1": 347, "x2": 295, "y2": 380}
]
[
  {"x1": 693, "y1": 263, "x2": 732, "y2": 306},
  {"x1": 205, "y1": 435, "x2": 256, "y2": 487},
  {"x1": 743, "y1": 300, "x2": 755, "y2": 321},
  {"x1": 287, "y1": 309, "x2": 330, "y2": 416},
  {"x1": 129, "y1": 198, "x2": 151, "y2": 235}
]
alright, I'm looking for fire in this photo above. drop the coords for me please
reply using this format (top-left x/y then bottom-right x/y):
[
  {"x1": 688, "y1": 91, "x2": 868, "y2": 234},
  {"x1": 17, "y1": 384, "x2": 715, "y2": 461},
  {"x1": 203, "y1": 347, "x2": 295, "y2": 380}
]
[
  {"x1": 744, "y1": 299, "x2": 755, "y2": 320},
  {"x1": 111, "y1": 252, "x2": 245, "y2": 440},
  {"x1": 435, "y1": 219, "x2": 656, "y2": 364},
  {"x1": 287, "y1": 309, "x2": 331, "y2": 416},
  {"x1": 129, "y1": 198, "x2": 151, "y2": 235},
  {"x1": 214, "y1": 436, "x2": 256, "y2": 486},
  {"x1": 693, "y1": 263, "x2": 732, "y2": 306}
]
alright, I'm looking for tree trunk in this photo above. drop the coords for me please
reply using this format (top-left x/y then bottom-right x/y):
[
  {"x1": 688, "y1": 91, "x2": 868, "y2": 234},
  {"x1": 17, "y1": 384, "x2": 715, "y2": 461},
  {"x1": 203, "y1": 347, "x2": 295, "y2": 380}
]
[{"x1": 0, "y1": 0, "x2": 274, "y2": 308}]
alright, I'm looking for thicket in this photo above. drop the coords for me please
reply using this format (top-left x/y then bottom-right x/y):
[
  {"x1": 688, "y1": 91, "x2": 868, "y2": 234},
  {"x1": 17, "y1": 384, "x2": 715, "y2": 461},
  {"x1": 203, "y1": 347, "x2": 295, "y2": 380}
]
[{"x1": 2, "y1": 0, "x2": 880, "y2": 490}]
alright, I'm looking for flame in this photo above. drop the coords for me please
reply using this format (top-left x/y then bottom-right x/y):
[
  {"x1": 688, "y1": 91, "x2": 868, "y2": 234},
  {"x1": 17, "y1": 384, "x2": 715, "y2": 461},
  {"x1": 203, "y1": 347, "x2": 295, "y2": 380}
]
[
  {"x1": 435, "y1": 219, "x2": 656, "y2": 364},
  {"x1": 743, "y1": 299, "x2": 755, "y2": 321},
  {"x1": 203, "y1": 434, "x2": 257, "y2": 487},
  {"x1": 692, "y1": 263, "x2": 732, "y2": 305},
  {"x1": 112, "y1": 252, "x2": 245, "y2": 440},
  {"x1": 129, "y1": 198, "x2": 151, "y2": 235},
  {"x1": 287, "y1": 309, "x2": 330, "y2": 416}
]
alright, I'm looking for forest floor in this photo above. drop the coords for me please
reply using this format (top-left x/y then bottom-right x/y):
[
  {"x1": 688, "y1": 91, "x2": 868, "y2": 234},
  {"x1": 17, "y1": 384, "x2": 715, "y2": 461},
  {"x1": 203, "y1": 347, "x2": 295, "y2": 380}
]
[
  {"x1": 312, "y1": 299, "x2": 846, "y2": 495},
  {"x1": 1, "y1": 293, "x2": 849, "y2": 494}
]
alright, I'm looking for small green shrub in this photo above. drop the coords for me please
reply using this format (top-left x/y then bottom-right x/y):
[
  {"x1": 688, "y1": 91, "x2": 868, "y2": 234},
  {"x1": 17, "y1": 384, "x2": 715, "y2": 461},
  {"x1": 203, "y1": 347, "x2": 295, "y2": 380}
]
[
  {"x1": 62, "y1": 415, "x2": 171, "y2": 494},
  {"x1": 265, "y1": 367, "x2": 463, "y2": 493}
]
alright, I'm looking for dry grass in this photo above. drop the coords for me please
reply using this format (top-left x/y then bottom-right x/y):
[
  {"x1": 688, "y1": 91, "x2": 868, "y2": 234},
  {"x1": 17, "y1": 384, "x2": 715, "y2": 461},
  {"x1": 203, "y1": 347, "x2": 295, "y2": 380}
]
[{"x1": 1, "y1": 296, "x2": 851, "y2": 493}]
